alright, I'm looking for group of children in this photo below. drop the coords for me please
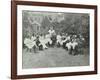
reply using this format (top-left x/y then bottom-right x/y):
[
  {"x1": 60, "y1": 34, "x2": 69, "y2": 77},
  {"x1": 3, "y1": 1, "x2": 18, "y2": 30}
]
[
  {"x1": 56, "y1": 33, "x2": 85, "y2": 55},
  {"x1": 24, "y1": 32, "x2": 85, "y2": 55},
  {"x1": 24, "y1": 33, "x2": 52, "y2": 53}
]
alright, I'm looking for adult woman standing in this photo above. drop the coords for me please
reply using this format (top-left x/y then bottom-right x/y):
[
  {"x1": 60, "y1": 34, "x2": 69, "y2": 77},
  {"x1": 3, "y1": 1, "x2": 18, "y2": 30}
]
[{"x1": 48, "y1": 27, "x2": 56, "y2": 47}]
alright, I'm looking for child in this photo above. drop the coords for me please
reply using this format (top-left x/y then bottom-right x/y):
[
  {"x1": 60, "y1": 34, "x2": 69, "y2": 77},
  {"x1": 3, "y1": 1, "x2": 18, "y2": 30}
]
[
  {"x1": 39, "y1": 34, "x2": 48, "y2": 50},
  {"x1": 24, "y1": 36, "x2": 34, "y2": 52},
  {"x1": 71, "y1": 40, "x2": 78, "y2": 55},
  {"x1": 65, "y1": 41, "x2": 72, "y2": 51},
  {"x1": 45, "y1": 34, "x2": 52, "y2": 47},
  {"x1": 24, "y1": 36, "x2": 30, "y2": 51},
  {"x1": 31, "y1": 34, "x2": 37, "y2": 53},
  {"x1": 56, "y1": 34, "x2": 62, "y2": 47}
]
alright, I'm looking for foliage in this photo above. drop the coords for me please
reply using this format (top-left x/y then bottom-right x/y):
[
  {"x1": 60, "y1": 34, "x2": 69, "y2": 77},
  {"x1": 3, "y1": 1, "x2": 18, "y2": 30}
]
[{"x1": 22, "y1": 11, "x2": 89, "y2": 38}]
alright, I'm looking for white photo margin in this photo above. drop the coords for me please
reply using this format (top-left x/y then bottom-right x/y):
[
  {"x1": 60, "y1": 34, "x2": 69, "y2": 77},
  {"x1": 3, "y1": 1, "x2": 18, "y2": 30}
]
[{"x1": 17, "y1": 5, "x2": 95, "y2": 75}]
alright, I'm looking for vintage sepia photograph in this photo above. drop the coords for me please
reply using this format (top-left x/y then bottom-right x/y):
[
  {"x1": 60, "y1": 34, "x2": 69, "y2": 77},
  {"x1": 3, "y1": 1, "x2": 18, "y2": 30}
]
[
  {"x1": 11, "y1": 1, "x2": 97, "y2": 79},
  {"x1": 22, "y1": 11, "x2": 90, "y2": 69}
]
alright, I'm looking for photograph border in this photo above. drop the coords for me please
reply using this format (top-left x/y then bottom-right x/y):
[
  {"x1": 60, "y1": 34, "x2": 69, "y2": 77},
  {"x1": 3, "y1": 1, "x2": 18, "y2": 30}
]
[{"x1": 11, "y1": 0, "x2": 97, "y2": 79}]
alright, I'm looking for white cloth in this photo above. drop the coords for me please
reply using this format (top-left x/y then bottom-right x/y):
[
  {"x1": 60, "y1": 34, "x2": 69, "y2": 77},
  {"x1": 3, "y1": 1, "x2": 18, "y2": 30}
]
[
  {"x1": 60, "y1": 38, "x2": 68, "y2": 45},
  {"x1": 31, "y1": 36, "x2": 36, "y2": 41},
  {"x1": 71, "y1": 42, "x2": 78, "y2": 49},
  {"x1": 57, "y1": 35, "x2": 62, "y2": 43},
  {"x1": 48, "y1": 30, "x2": 55, "y2": 37},
  {"x1": 66, "y1": 42, "x2": 72, "y2": 50},
  {"x1": 66, "y1": 41, "x2": 78, "y2": 50},
  {"x1": 24, "y1": 38, "x2": 36, "y2": 49},
  {"x1": 45, "y1": 34, "x2": 52, "y2": 44},
  {"x1": 39, "y1": 36, "x2": 48, "y2": 49}
]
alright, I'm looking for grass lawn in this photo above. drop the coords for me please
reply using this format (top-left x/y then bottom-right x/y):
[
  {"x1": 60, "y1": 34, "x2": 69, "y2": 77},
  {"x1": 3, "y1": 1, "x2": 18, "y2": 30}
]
[{"x1": 22, "y1": 47, "x2": 89, "y2": 69}]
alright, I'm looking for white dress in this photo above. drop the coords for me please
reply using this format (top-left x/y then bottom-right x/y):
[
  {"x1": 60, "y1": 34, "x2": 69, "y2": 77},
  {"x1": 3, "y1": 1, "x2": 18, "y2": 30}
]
[
  {"x1": 31, "y1": 36, "x2": 36, "y2": 47},
  {"x1": 39, "y1": 36, "x2": 48, "y2": 49},
  {"x1": 71, "y1": 42, "x2": 78, "y2": 50},
  {"x1": 48, "y1": 30, "x2": 55, "y2": 37},
  {"x1": 45, "y1": 34, "x2": 52, "y2": 45},
  {"x1": 66, "y1": 42, "x2": 72, "y2": 50},
  {"x1": 24, "y1": 37, "x2": 36, "y2": 49},
  {"x1": 57, "y1": 35, "x2": 62, "y2": 44}
]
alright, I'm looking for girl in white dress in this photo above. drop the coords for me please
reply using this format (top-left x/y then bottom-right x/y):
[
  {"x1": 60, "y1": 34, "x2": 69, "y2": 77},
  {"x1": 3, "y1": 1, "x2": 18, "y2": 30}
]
[
  {"x1": 39, "y1": 34, "x2": 48, "y2": 49},
  {"x1": 45, "y1": 34, "x2": 52, "y2": 47},
  {"x1": 48, "y1": 27, "x2": 56, "y2": 47},
  {"x1": 24, "y1": 36, "x2": 34, "y2": 52},
  {"x1": 31, "y1": 35, "x2": 38, "y2": 53},
  {"x1": 56, "y1": 34, "x2": 62, "y2": 47}
]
